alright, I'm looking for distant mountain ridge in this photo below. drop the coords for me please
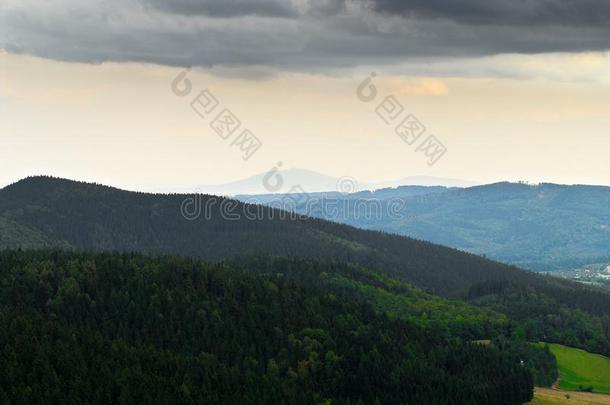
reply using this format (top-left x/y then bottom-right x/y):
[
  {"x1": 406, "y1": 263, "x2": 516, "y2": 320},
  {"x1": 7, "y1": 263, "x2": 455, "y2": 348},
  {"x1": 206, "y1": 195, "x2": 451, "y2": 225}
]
[{"x1": 236, "y1": 184, "x2": 455, "y2": 204}]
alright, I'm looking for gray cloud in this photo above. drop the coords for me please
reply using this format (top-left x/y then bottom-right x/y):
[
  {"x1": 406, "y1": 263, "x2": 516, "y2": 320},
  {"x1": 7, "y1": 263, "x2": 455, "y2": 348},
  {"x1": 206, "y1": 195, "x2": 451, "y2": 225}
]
[
  {"x1": 1, "y1": 0, "x2": 610, "y2": 75},
  {"x1": 369, "y1": 0, "x2": 610, "y2": 26}
]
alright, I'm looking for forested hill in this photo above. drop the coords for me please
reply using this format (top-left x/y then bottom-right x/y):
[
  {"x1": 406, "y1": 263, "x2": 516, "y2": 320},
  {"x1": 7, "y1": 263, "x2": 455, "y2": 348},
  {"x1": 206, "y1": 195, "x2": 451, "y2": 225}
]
[{"x1": 1, "y1": 176, "x2": 610, "y2": 356}]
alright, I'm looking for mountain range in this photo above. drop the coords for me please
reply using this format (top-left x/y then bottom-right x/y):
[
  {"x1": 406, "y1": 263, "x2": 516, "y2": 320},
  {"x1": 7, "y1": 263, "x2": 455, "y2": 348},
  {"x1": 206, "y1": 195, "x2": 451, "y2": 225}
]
[{"x1": 1, "y1": 175, "x2": 610, "y2": 402}]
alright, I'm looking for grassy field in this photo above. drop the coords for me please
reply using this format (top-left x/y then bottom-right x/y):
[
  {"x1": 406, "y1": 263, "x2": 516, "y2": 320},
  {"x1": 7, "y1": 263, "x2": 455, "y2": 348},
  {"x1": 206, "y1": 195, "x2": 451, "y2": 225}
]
[
  {"x1": 528, "y1": 387, "x2": 610, "y2": 405},
  {"x1": 536, "y1": 343, "x2": 610, "y2": 394}
]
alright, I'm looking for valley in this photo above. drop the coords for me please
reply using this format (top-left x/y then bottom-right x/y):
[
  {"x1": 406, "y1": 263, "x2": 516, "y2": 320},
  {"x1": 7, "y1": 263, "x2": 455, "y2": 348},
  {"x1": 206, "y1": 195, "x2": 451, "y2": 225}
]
[{"x1": 555, "y1": 264, "x2": 610, "y2": 291}]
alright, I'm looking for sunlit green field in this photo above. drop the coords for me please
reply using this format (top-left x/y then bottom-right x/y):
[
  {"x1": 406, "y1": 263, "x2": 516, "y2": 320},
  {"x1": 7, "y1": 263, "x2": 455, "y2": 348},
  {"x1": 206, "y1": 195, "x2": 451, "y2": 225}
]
[{"x1": 538, "y1": 343, "x2": 610, "y2": 394}]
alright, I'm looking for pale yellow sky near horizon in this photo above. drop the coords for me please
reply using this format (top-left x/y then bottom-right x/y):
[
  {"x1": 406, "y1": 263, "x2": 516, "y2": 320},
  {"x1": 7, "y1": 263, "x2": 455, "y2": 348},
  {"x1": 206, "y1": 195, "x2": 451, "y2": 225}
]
[{"x1": 1, "y1": 51, "x2": 610, "y2": 192}]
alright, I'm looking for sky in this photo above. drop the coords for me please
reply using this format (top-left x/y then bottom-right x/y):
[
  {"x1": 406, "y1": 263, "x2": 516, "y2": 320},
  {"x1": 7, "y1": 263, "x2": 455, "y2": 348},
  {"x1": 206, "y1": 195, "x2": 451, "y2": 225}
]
[{"x1": 1, "y1": 0, "x2": 610, "y2": 192}]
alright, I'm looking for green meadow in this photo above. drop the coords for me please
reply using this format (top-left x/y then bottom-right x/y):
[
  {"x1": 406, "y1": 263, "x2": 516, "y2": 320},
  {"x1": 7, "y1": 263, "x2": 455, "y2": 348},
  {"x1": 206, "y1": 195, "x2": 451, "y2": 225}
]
[{"x1": 537, "y1": 343, "x2": 610, "y2": 394}]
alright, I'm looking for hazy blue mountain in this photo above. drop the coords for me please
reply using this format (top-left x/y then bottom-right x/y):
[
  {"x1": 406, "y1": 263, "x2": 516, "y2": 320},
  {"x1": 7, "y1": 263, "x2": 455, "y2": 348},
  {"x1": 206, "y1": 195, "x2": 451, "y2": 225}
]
[
  {"x1": 239, "y1": 182, "x2": 610, "y2": 272},
  {"x1": 372, "y1": 175, "x2": 479, "y2": 189}
]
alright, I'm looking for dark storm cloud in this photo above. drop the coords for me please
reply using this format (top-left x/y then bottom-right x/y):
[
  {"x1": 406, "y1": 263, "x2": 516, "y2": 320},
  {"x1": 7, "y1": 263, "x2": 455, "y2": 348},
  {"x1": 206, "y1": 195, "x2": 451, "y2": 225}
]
[
  {"x1": 1, "y1": 0, "x2": 610, "y2": 74},
  {"x1": 369, "y1": 0, "x2": 610, "y2": 26}
]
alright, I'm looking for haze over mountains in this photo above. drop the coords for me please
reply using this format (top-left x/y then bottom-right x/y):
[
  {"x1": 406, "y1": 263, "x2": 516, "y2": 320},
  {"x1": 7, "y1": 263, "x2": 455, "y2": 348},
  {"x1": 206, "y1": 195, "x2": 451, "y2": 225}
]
[{"x1": 191, "y1": 168, "x2": 479, "y2": 196}]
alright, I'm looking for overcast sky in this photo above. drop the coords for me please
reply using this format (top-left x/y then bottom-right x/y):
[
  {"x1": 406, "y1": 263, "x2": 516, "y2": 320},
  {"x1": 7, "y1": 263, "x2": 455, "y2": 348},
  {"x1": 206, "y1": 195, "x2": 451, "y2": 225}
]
[
  {"x1": 1, "y1": 0, "x2": 610, "y2": 190},
  {"x1": 4, "y1": 0, "x2": 610, "y2": 70}
]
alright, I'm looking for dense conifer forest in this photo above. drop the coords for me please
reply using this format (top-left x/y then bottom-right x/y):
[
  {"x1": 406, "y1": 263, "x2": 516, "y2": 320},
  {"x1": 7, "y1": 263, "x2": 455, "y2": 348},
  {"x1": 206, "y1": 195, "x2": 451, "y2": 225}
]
[{"x1": 0, "y1": 250, "x2": 540, "y2": 404}]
